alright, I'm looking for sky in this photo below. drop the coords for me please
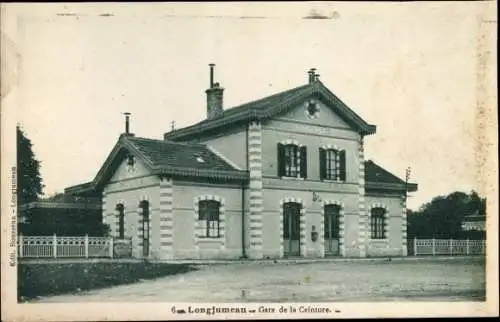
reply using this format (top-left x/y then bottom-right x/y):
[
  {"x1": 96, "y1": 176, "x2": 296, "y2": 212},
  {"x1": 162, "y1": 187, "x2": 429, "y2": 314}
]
[{"x1": 5, "y1": 2, "x2": 497, "y2": 210}]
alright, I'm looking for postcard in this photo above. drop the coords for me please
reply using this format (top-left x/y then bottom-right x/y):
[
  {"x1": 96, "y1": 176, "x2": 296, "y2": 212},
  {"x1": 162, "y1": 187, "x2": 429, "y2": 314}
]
[{"x1": 1, "y1": 2, "x2": 498, "y2": 321}]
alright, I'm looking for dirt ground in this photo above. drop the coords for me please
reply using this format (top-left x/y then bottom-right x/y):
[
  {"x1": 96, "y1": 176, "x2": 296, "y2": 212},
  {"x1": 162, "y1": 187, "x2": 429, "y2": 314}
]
[{"x1": 31, "y1": 257, "x2": 485, "y2": 302}]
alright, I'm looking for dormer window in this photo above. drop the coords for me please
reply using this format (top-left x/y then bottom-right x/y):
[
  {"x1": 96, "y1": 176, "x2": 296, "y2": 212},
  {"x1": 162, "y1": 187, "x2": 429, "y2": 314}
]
[
  {"x1": 319, "y1": 147, "x2": 346, "y2": 181},
  {"x1": 277, "y1": 142, "x2": 307, "y2": 178}
]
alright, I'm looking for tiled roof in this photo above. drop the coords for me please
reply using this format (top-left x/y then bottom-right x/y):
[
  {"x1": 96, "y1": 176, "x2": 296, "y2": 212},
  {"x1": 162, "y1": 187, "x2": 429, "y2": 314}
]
[
  {"x1": 127, "y1": 137, "x2": 238, "y2": 172},
  {"x1": 203, "y1": 83, "x2": 312, "y2": 120},
  {"x1": 164, "y1": 80, "x2": 376, "y2": 141},
  {"x1": 365, "y1": 160, "x2": 405, "y2": 184},
  {"x1": 65, "y1": 135, "x2": 249, "y2": 195},
  {"x1": 365, "y1": 160, "x2": 417, "y2": 192}
]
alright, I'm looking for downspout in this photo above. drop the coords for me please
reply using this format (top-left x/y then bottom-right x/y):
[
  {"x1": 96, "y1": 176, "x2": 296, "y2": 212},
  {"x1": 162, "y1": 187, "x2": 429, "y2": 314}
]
[{"x1": 241, "y1": 123, "x2": 249, "y2": 259}]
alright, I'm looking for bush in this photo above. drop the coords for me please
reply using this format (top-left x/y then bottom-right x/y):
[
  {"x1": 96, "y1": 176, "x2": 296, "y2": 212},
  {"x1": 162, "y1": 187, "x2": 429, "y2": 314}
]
[{"x1": 18, "y1": 262, "x2": 196, "y2": 301}]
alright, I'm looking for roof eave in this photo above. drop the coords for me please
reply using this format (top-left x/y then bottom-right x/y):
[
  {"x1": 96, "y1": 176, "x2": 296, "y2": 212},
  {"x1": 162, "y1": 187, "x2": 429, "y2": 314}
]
[
  {"x1": 153, "y1": 167, "x2": 249, "y2": 182},
  {"x1": 19, "y1": 201, "x2": 101, "y2": 211},
  {"x1": 362, "y1": 124, "x2": 377, "y2": 136},
  {"x1": 64, "y1": 182, "x2": 99, "y2": 196},
  {"x1": 365, "y1": 181, "x2": 418, "y2": 193}
]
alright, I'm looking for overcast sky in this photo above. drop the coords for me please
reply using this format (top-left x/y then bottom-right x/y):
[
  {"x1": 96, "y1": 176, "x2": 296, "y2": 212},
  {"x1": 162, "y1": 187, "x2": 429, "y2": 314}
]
[{"x1": 8, "y1": 2, "x2": 497, "y2": 210}]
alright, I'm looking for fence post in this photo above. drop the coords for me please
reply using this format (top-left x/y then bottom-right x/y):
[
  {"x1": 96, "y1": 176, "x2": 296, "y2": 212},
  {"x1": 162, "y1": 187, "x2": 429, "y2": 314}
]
[
  {"x1": 432, "y1": 238, "x2": 436, "y2": 256},
  {"x1": 84, "y1": 234, "x2": 89, "y2": 258},
  {"x1": 53, "y1": 234, "x2": 57, "y2": 258},
  {"x1": 109, "y1": 237, "x2": 114, "y2": 258},
  {"x1": 413, "y1": 237, "x2": 417, "y2": 256},
  {"x1": 449, "y1": 238, "x2": 453, "y2": 256},
  {"x1": 466, "y1": 239, "x2": 470, "y2": 255},
  {"x1": 19, "y1": 233, "x2": 23, "y2": 258}
]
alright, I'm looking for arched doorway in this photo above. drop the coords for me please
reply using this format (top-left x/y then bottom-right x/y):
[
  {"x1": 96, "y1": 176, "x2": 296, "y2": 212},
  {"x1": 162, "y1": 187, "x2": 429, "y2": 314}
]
[
  {"x1": 283, "y1": 202, "x2": 301, "y2": 257},
  {"x1": 324, "y1": 204, "x2": 341, "y2": 256}
]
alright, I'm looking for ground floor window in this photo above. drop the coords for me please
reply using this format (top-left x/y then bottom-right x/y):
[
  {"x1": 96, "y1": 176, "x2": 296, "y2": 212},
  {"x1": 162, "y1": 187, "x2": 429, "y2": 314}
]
[
  {"x1": 370, "y1": 207, "x2": 386, "y2": 239},
  {"x1": 198, "y1": 200, "x2": 220, "y2": 238},
  {"x1": 116, "y1": 203, "x2": 125, "y2": 238}
]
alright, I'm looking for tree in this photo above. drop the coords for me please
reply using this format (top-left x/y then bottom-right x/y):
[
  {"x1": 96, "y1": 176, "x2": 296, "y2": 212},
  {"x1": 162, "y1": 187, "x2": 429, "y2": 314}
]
[
  {"x1": 407, "y1": 190, "x2": 486, "y2": 239},
  {"x1": 17, "y1": 125, "x2": 44, "y2": 204}
]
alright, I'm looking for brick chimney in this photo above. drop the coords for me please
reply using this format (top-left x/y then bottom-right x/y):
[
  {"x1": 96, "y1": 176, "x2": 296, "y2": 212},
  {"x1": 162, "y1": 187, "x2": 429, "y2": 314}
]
[{"x1": 205, "y1": 64, "x2": 224, "y2": 119}]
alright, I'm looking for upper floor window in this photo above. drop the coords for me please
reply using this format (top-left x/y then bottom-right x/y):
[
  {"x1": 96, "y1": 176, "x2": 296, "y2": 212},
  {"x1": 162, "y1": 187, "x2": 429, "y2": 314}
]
[
  {"x1": 370, "y1": 207, "x2": 386, "y2": 239},
  {"x1": 116, "y1": 203, "x2": 125, "y2": 239},
  {"x1": 198, "y1": 200, "x2": 220, "y2": 238},
  {"x1": 319, "y1": 148, "x2": 346, "y2": 181},
  {"x1": 277, "y1": 143, "x2": 307, "y2": 178}
]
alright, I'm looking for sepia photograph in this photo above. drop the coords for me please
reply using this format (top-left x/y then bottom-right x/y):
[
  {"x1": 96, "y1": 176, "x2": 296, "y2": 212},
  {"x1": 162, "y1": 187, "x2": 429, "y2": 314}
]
[{"x1": 1, "y1": 2, "x2": 498, "y2": 320}]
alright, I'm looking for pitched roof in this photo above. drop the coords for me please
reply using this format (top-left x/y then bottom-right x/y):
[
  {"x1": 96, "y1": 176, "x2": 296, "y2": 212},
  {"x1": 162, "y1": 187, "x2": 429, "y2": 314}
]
[
  {"x1": 65, "y1": 135, "x2": 249, "y2": 195},
  {"x1": 164, "y1": 80, "x2": 376, "y2": 141},
  {"x1": 127, "y1": 137, "x2": 239, "y2": 172},
  {"x1": 365, "y1": 160, "x2": 418, "y2": 192}
]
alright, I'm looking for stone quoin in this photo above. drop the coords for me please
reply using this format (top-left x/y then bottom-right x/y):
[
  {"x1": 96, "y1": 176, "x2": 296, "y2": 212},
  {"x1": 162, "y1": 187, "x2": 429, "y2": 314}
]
[{"x1": 65, "y1": 65, "x2": 418, "y2": 260}]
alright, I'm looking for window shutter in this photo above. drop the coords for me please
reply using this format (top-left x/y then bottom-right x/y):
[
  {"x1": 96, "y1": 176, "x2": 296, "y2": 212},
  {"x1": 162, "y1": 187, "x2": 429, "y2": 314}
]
[
  {"x1": 319, "y1": 147, "x2": 326, "y2": 180},
  {"x1": 300, "y1": 146, "x2": 307, "y2": 178},
  {"x1": 277, "y1": 143, "x2": 285, "y2": 177},
  {"x1": 339, "y1": 150, "x2": 346, "y2": 181}
]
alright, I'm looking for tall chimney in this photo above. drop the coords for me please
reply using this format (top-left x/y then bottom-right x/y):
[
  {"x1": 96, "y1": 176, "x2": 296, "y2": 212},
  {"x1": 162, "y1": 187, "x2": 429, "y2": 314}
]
[
  {"x1": 308, "y1": 70, "x2": 314, "y2": 84},
  {"x1": 205, "y1": 64, "x2": 224, "y2": 119},
  {"x1": 209, "y1": 63, "x2": 215, "y2": 88},
  {"x1": 308, "y1": 68, "x2": 317, "y2": 84},
  {"x1": 121, "y1": 112, "x2": 134, "y2": 137},
  {"x1": 124, "y1": 112, "x2": 131, "y2": 134}
]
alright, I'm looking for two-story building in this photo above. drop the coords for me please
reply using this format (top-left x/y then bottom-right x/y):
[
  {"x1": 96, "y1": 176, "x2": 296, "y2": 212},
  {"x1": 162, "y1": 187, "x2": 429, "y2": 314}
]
[{"x1": 66, "y1": 65, "x2": 417, "y2": 260}]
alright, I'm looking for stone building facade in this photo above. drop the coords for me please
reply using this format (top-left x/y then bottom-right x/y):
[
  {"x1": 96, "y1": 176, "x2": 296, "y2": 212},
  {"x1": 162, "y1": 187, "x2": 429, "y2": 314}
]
[{"x1": 67, "y1": 66, "x2": 417, "y2": 260}]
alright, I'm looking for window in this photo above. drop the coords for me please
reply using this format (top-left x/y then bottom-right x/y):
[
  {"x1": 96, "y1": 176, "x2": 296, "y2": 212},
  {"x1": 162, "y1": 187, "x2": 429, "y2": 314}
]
[
  {"x1": 198, "y1": 200, "x2": 220, "y2": 238},
  {"x1": 140, "y1": 200, "x2": 150, "y2": 240},
  {"x1": 277, "y1": 143, "x2": 307, "y2": 178},
  {"x1": 116, "y1": 203, "x2": 125, "y2": 239},
  {"x1": 126, "y1": 155, "x2": 136, "y2": 172},
  {"x1": 139, "y1": 200, "x2": 150, "y2": 256},
  {"x1": 127, "y1": 155, "x2": 135, "y2": 166},
  {"x1": 370, "y1": 207, "x2": 386, "y2": 239},
  {"x1": 320, "y1": 148, "x2": 346, "y2": 181},
  {"x1": 305, "y1": 100, "x2": 320, "y2": 119}
]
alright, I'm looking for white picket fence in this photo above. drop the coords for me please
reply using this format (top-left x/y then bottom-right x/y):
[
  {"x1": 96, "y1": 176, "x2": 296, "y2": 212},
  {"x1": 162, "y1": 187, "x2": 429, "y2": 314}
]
[
  {"x1": 18, "y1": 235, "x2": 486, "y2": 259},
  {"x1": 18, "y1": 234, "x2": 113, "y2": 258},
  {"x1": 412, "y1": 238, "x2": 485, "y2": 256}
]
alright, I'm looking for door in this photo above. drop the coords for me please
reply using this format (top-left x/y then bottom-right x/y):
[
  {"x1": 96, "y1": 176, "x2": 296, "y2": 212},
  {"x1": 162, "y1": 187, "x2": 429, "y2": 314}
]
[
  {"x1": 283, "y1": 202, "x2": 301, "y2": 257},
  {"x1": 324, "y1": 204, "x2": 340, "y2": 256},
  {"x1": 140, "y1": 201, "x2": 150, "y2": 257}
]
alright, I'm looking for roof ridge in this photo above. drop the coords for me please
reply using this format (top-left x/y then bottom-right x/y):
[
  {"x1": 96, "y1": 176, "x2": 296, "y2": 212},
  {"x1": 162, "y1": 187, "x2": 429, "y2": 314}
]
[
  {"x1": 164, "y1": 79, "x2": 376, "y2": 140},
  {"x1": 227, "y1": 82, "x2": 312, "y2": 111},
  {"x1": 126, "y1": 136, "x2": 163, "y2": 143},
  {"x1": 164, "y1": 82, "x2": 314, "y2": 138},
  {"x1": 127, "y1": 136, "x2": 207, "y2": 148}
]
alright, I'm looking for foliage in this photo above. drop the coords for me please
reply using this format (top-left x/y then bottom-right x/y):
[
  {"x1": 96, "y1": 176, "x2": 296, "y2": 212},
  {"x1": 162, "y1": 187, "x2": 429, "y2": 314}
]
[
  {"x1": 18, "y1": 208, "x2": 110, "y2": 237},
  {"x1": 17, "y1": 125, "x2": 44, "y2": 204},
  {"x1": 18, "y1": 262, "x2": 196, "y2": 301},
  {"x1": 407, "y1": 190, "x2": 486, "y2": 239}
]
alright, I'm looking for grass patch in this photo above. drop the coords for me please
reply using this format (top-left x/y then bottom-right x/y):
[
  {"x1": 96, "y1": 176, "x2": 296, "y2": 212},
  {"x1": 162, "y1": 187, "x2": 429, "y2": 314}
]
[{"x1": 18, "y1": 261, "x2": 197, "y2": 301}]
